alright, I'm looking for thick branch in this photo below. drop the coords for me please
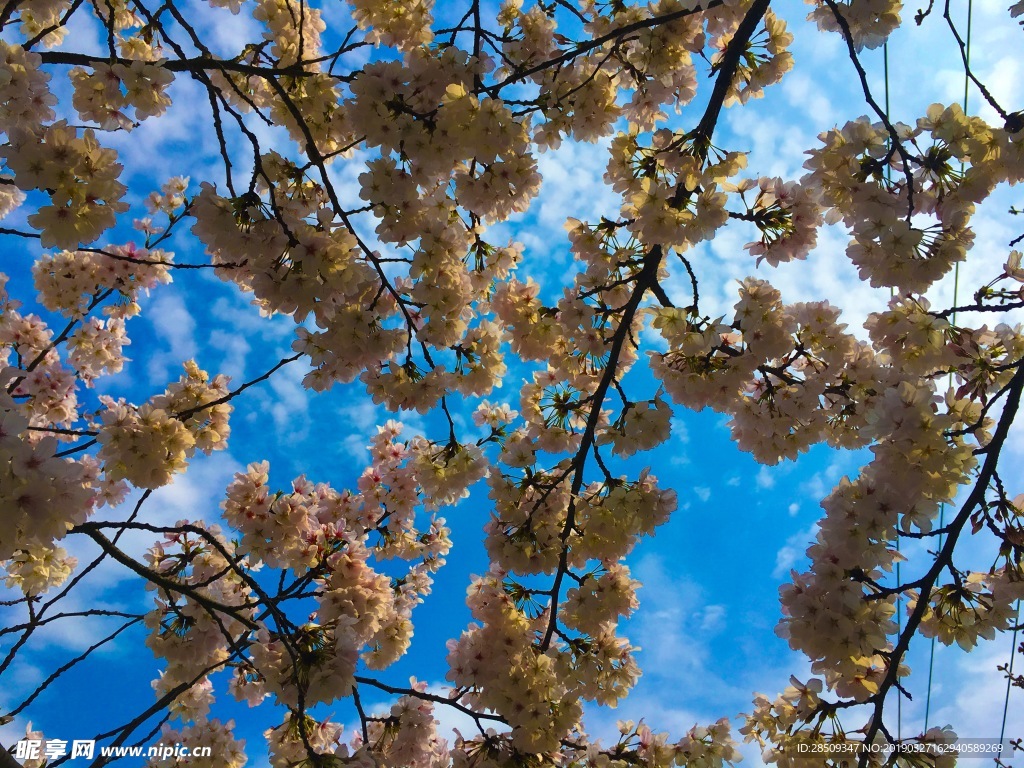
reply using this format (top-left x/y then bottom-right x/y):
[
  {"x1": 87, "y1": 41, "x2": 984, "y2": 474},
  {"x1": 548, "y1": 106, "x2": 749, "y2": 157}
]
[{"x1": 857, "y1": 362, "x2": 1024, "y2": 766}]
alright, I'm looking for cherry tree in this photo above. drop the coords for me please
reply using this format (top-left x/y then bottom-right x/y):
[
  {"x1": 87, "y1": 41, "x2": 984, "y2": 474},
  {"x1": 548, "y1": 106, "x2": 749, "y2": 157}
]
[{"x1": 1, "y1": 0, "x2": 1023, "y2": 764}]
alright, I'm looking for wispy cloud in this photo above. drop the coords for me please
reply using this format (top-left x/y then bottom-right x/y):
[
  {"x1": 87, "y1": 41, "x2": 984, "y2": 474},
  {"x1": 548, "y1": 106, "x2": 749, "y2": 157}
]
[
  {"x1": 145, "y1": 290, "x2": 198, "y2": 385},
  {"x1": 773, "y1": 523, "x2": 818, "y2": 579},
  {"x1": 208, "y1": 328, "x2": 251, "y2": 383},
  {"x1": 756, "y1": 466, "x2": 776, "y2": 490}
]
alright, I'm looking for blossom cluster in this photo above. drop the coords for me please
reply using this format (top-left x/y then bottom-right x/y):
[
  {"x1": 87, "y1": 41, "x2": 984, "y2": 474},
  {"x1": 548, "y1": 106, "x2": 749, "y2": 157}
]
[
  {"x1": 70, "y1": 61, "x2": 174, "y2": 130},
  {"x1": 96, "y1": 360, "x2": 232, "y2": 490},
  {"x1": 164, "y1": 423, "x2": 455, "y2": 717},
  {"x1": 3, "y1": 121, "x2": 128, "y2": 248}
]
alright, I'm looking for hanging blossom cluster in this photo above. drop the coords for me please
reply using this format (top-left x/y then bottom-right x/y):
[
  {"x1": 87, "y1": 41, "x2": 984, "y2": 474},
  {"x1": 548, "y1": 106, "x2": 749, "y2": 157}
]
[
  {"x1": 1, "y1": 0, "x2": 1023, "y2": 764},
  {"x1": 137, "y1": 423, "x2": 456, "y2": 765}
]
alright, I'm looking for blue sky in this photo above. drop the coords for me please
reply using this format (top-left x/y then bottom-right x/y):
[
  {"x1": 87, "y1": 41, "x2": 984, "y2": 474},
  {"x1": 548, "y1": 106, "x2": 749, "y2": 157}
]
[{"x1": 2, "y1": 0, "x2": 1024, "y2": 763}]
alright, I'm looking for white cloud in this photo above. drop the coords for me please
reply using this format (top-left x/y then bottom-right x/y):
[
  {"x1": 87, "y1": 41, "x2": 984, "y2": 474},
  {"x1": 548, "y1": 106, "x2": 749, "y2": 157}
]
[
  {"x1": 629, "y1": 556, "x2": 716, "y2": 674},
  {"x1": 773, "y1": 523, "x2": 818, "y2": 579},
  {"x1": 699, "y1": 604, "x2": 727, "y2": 632},
  {"x1": 532, "y1": 139, "x2": 621, "y2": 234},
  {"x1": 146, "y1": 291, "x2": 198, "y2": 384},
  {"x1": 183, "y1": 0, "x2": 263, "y2": 57},
  {"x1": 584, "y1": 554, "x2": 809, "y2": 750},
  {"x1": 209, "y1": 294, "x2": 294, "y2": 342},
  {"x1": 268, "y1": 360, "x2": 311, "y2": 438},
  {"x1": 58, "y1": 451, "x2": 243, "y2": 601},
  {"x1": 756, "y1": 466, "x2": 776, "y2": 490},
  {"x1": 208, "y1": 328, "x2": 251, "y2": 383},
  {"x1": 145, "y1": 450, "x2": 244, "y2": 527},
  {"x1": 105, "y1": 77, "x2": 239, "y2": 192},
  {"x1": 726, "y1": 110, "x2": 816, "y2": 181},
  {"x1": 341, "y1": 433, "x2": 370, "y2": 461},
  {"x1": 798, "y1": 452, "x2": 863, "y2": 505},
  {"x1": 342, "y1": 398, "x2": 380, "y2": 432},
  {"x1": 0, "y1": 659, "x2": 44, "y2": 743},
  {"x1": 782, "y1": 71, "x2": 837, "y2": 127},
  {"x1": 623, "y1": 555, "x2": 756, "y2": 706},
  {"x1": 694, "y1": 486, "x2": 712, "y2": 502},
  {"x1": 12, "y1": 590, "x2": 134, "y2": 653},
  {"x1": 336, "y1": 397, "x2": 383, "y2": 459},
  {"x1": 395, "y1": 408, "x2": 427, "y2": 438},
  {"x1": 51, "y1": 5, "x2": 105, "y2": 57}
]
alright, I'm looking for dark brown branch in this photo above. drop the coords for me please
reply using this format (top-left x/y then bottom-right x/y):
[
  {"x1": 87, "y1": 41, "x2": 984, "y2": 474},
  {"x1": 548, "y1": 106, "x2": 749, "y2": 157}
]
[
  {"x1": 857, "y1": 362, "x2": 1024, "y2": 767},
  {"x1": 821, "y1": 0, "x2": 918, "y2": 217},
  {"x1": 489, "y1": 0, "x2": 724, "y2": 93},
  {"x1": 36, "y1": 50, "x2": 329, "y2": 80},
  {"x1": 76, "y1": 528, "x2": 259, "y2": 628}
]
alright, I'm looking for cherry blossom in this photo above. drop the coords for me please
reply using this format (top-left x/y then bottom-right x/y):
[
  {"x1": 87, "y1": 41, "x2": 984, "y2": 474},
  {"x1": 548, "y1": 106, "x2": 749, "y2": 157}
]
[{"x1": 1, "y1": 0, "x2": 1022, "y2": 764}]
